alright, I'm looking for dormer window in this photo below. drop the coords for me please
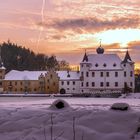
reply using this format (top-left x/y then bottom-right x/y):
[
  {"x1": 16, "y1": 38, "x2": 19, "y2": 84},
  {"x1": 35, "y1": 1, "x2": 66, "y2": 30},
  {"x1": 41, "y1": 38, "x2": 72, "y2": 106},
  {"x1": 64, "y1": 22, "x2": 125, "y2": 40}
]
[
  {"x1": 67, "y1": 71, "x2": 70, "y2": 77},
  {"x1": 113, "y1": 63, "x2": 116, "y2": 67},
  {"x1": 103, "y1": 63, "x2": 107, "y2": 67},
  {"x1": 95, "y1": 63, "x2": 98, "y2": 67}
]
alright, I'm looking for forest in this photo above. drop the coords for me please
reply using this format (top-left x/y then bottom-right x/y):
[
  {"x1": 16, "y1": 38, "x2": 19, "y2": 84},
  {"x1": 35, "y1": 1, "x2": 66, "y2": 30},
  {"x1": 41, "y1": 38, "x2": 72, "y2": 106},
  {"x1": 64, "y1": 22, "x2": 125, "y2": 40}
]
[{"x1": 0, "y1": 40, "x2": 70, "y2": 72}]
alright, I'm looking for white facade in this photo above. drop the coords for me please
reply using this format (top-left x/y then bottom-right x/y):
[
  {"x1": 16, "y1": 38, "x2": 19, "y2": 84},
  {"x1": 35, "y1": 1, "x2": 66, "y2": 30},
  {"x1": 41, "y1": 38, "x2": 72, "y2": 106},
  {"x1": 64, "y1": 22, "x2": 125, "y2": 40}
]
[{"x1": 58, "y1": 71, "x2": 80, "y2": 94}]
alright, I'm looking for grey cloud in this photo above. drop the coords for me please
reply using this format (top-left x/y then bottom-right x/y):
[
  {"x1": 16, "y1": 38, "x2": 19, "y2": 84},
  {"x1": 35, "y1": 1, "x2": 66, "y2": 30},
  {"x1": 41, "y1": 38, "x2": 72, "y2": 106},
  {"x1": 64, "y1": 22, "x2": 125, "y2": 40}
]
[{"x1": 38, "y1": 16, "x2": 140, "y2": 33}]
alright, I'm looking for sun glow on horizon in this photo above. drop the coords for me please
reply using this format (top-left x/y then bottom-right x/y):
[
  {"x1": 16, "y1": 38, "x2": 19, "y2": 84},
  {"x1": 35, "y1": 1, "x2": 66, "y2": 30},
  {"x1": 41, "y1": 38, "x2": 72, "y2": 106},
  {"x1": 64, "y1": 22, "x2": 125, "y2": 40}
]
[{"x1": 95, "y1": 29, "x2": 140, "y2": 48}]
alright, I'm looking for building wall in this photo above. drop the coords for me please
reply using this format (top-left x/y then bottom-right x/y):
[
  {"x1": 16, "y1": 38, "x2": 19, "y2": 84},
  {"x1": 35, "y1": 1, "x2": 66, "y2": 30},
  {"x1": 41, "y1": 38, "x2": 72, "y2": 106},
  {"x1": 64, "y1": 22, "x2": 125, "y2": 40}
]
[
  {"x1": 59, "y1": 80, "x2": 80, "y2": 94},
  {"x1": 3, "y1": 80, "x2": 39, "y2": 93},
  {"x1": 122, "y1": 63, "x2": 135, "y2": 92},
  {"x1": 3, "y1": 70, "x2": 60, "y2": 94},
  {"x1": 80, "y1": 70, "x2": 124, "y2": 93},
  {"x1": 79, "y1": 61, "x2": 135, "y2": 94},
  {"x1": 44, "y1": 70, "x2": 59, "y2": 94}
]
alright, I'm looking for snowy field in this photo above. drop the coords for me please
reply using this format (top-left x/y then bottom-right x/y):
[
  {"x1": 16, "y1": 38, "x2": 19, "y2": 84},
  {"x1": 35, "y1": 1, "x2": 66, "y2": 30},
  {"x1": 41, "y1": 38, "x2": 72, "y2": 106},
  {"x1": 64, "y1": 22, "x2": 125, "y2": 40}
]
[{"x1": 0, "y1": 97, "x2": 140, "y2": 140}]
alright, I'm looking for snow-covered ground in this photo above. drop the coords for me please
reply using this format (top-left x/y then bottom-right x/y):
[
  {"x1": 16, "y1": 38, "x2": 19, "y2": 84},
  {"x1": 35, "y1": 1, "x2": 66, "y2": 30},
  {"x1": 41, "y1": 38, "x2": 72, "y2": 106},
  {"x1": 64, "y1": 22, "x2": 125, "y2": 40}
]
[
  {"x1": 123, "y1": 93, "x2": 140, "y2": 99},
  {"x1": 0, "y1": 97, "x2": 140, "y2": 140}
]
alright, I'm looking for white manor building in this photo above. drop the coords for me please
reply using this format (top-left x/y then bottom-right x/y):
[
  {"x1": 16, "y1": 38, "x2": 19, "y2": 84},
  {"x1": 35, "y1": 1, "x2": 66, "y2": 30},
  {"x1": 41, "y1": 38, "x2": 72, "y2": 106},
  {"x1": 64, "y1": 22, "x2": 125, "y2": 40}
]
[
  {"x1": 0, "y1": 45, "x2": 135, "y2": 94},
  {"x1": 79, "y1": 47, "x2": 135, "y2": 94}
]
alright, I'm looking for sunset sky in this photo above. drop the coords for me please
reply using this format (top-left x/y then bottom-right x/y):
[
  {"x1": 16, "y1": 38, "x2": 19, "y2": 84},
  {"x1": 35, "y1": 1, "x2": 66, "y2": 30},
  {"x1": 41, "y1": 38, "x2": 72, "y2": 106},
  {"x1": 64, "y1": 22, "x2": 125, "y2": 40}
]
[{"x1": 0, "y1": 0, "x2": 140, "y2": 68}]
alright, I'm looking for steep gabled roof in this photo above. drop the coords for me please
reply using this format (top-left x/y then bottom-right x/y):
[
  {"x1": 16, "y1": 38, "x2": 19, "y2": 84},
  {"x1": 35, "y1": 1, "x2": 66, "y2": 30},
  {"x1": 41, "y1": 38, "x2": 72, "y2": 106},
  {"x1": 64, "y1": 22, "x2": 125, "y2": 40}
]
[
  {"x1": 82, "y1": 51, "x2": 88, "y2": 62},
  {"x1": 87, "y1": 54, "x2": 123, "y2": 70},
  {"x1": 122, "y1": 50, "x2": 133, "y2": 64}
]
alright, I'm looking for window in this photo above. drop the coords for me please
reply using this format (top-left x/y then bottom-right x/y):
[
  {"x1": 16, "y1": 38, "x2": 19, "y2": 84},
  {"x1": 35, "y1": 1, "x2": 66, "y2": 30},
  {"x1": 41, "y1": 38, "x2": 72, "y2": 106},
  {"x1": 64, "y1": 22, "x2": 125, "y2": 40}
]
[
  {"x1": 106, "y1": 72, "x2": 109, "y2": 77},
  {"x1": 115, "y1": 82, "x2": 118, "y2": 87},
  {"x1": 61, "y1": 81, "x2": 64, "y2": 85},
  {"x1": 100, "y1": 82, "x2": 104, "y2": 87},
  {"x1": 34, "y1": 88, "x2": 37, "y2": 91},
  {"x1": 67, "y1": 74, "x2": 70, "y2": 77},
  {"x1": 47, "y1": 86, "x2": 49, "y2": 89},
  {"x1": 100, "y1": 72, "x2": 103, "y2": 77},
  {"x1": 67, "y1": 81, "x2": 70, "y2": 85},
  {"x1": 124, "y1": 71, "x2": 126, "y2": 77},
  {"x1": 81, "y1": 64, "x2": 83, "y2": 67},
  {"x1": 86, "y1": 82, "x2": 89, "y2": 87},
  {"x1": 20, "y1": 82, "x2": 22, "y2": 85},
  {"x1": 92, "y1": 72, "x2": 95, "y2": 77},
  {"x1": 67, "y1": 88, "x2": 69, "y2": 90},
  {"x1": 73, "y1": 81, "x2": 75, "y2": 85},
  {"x1": 92, "y1": 82, "x2": 95, "y2": 87},
  {"x1": 95, "y1": 63, "x2": 98, "y2": 67},
  {"x1": 103, "y1": 63, "x2": 107, "y2": 67},
  {"x1": 130, "y1": 82, "x2": 133, "y2": 87},
  {"x1": 50, "y1": 74, "x2": 53, "y2": 78},
  {"x1": 73, "y1": 88, "x2": 75, "y2": 90},
  {"x1": 0, "y1": 76, "x2": 2, "y2": 79},
  {"x1": 81, "y1": 82, "x2": 83, "y2": 87},
  {"x1": 9, "y1": 81, "x2": 12, "y2": 86},
  {"x1": 113, "y1": 63, "x2": 116, "y2": 67},
  {"x1": 106, "y1": 82, "x2": 109, "y2": 87},
  {"x1": 81, "y1": 72, "x2": 84, "y2": 77},
  {"x1": 130, "y1": 71, "x2": 133, "y2": 77},
  {"x1": 53, "y1": 82, "x2": 55, "y2": 86},
  {"x1": 47, "y1": 79, "x2": 50, "y2": 83},
  {"x1": 124, "y1": 64, "x2": 126, "y2": 67},
  {"x1": 15, "y1": 82, "x2": 17, "y2": 85},
  {"x1": 86, "y1": 72, "x2": 89, "y2": 77},
  {"x1": 20, "y1": 88, "x2": 22, "y2": 91},
  {"x1": 86, "y1": 64, "x2": 89, "y2": 67},
  {"x1": 0, "y1": 82, "x2": 2, "y2": 86},
  {"x1": 115, "y1": 72, "x2": 118, "y2": 77},
  {"x1": 124, "y1": 82, "x2": 127, "y2": 87}
]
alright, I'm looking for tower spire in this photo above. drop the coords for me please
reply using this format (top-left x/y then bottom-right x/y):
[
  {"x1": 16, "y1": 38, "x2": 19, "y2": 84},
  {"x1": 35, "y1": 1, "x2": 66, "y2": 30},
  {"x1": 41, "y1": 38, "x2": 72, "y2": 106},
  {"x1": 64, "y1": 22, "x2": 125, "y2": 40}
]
[
  {"x1": 100, "y1": 39, "x2": 102, "y2": 47},
  {"x1": 122, "y1": 48, "x2": 133, "y2": 64},
  {"x1": 82, "y1": 49, "x2": 88, "y2": 62}
]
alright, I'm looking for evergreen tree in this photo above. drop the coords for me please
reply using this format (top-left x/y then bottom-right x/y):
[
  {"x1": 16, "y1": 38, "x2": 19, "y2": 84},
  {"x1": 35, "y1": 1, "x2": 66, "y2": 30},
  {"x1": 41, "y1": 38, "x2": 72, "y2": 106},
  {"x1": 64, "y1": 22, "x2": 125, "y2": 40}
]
[{"x1": 0, "y1": 41, "x2": 70, "y2": 72}]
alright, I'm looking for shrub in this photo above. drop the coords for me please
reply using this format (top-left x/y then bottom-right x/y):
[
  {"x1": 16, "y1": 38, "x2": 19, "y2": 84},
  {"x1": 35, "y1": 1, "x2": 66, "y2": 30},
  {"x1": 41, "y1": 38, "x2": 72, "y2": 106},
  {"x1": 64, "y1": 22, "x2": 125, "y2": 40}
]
[{"x1": 110, "y1": 103, "x2": 130, "y2": 111}]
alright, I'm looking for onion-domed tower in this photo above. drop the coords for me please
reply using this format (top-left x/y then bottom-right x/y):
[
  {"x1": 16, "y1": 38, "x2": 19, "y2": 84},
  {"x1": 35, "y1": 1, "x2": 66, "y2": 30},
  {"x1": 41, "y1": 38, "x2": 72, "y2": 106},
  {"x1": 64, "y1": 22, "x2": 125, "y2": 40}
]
[{"x1": 96, "y1": 40, "x2": 104, "y2": 54}]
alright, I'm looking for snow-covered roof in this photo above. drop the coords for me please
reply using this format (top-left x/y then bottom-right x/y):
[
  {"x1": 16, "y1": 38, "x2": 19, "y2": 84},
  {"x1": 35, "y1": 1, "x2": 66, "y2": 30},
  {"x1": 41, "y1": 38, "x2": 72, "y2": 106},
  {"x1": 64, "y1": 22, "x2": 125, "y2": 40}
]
[
  {"x1": 0, "y1": 66, "x2": 6, "y2": 70},
  {"x1": 84, "y1": 54, "x2": 123, "y2": 70},
  {"x1": 4, "y1": 70, "x2": 80, "y2": 81},
  {"x1": 4, "y1": 70, "x2": 47, "y2": 80},
  {"x1": 57, "y1": 71, "x2": 80, "y2": 80}
]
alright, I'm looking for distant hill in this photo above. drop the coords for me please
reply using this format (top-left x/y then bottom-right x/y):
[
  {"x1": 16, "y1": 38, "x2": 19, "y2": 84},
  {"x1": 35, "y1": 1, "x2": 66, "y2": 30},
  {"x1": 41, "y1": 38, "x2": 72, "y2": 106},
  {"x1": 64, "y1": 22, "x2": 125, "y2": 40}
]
[{"x1": 0, "y1": 41, "x2": 70, "y2": 72}]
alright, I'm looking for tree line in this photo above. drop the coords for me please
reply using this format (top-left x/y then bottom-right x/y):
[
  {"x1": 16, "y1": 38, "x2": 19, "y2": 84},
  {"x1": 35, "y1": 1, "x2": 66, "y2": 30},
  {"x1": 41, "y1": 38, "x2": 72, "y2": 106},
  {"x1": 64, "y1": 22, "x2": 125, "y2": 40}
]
[{"x1": 0, "y1": 41, "x2": 70, "y2": 72}]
